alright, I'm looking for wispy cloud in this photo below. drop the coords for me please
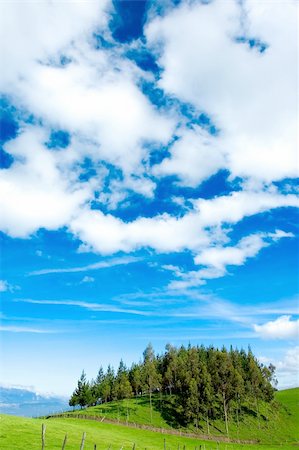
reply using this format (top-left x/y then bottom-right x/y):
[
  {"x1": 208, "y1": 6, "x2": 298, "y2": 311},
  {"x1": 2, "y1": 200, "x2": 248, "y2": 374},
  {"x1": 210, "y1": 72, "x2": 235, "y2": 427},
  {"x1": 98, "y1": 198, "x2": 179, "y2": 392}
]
[
  {"x1": 0, "y1": 325, "x2": 57, "y2": 334},
  {"x1": 14, "y1": 298, "x2": 152, "y2": 316},
  {"x1": 29, "y1": 256, "x2": 142, "y2": 276}
]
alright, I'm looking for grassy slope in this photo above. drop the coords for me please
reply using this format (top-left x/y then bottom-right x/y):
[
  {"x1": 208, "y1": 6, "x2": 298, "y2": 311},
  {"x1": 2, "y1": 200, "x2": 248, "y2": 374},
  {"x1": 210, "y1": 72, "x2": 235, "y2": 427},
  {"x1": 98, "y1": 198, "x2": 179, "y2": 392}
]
[
  {"x1": 0, "y1": 388, "x2": 298, "y2": 449},
  {"x1": 0, "y1": 414, "x2": 297, "y2": 450},
  {"x1": 63, "y1": 388, "x2": 299, "y2": 445}
]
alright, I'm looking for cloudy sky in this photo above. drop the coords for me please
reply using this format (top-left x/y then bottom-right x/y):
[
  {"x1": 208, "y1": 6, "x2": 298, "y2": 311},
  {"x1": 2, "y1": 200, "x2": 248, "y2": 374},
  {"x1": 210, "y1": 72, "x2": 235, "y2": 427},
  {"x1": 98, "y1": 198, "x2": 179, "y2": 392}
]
[{"x1": 0, "y1": 0, "x2": 298, "y2": 396}]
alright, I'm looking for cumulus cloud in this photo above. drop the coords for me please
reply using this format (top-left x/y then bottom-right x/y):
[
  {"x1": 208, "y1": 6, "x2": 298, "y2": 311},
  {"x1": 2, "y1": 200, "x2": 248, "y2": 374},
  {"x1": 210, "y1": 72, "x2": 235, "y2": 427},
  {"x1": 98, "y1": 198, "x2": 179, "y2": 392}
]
[
  {"x1": 169, "y1": 229, "x2": 294, "y2": 289},
  {"x1": 153, "y1": 126, "x2": 226, "y2": 187},
  {"x1": 0, "y1": 0, "x2": 111, "y2": 89},
  {"x1": 254, "y1": 315, "x2": 299, "y2": 340},
  {"x1": 0, "y1": 127, "x2": 91, "y2": 237},
  {"x1": 146, "y1": 0, "x2": 298, "y2": 183},
  {"x1": 194, "y1": 230, "x2": 294, "y2": 270},
  {"x1": 0, "y1": 0, "x2": 297, "y2": 282},
  {"x1": 70, "y1": 190, "x2": 298, "y2": 255}
]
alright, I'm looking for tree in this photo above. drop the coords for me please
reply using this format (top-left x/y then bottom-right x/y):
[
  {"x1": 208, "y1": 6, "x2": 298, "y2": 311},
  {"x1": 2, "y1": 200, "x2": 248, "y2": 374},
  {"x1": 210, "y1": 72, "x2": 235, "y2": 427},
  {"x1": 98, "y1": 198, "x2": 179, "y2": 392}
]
[
  {"x1": 186, "y1": 378, "x2": 200, "y2": 429},
  {"x1": 102, "y1": 365, "x2": 115, "y2": 402},
  {"x1": 114, "y1": 360, "x2": 133, "y2": 400},
  {"x1": 69, "y1": 393, "x2": 78, "y2": 409},
  {"x1": 72, "y1": 370, "x2": 92, "y2": 409},
  {"x1": 142, "y1": 343, "x2": 161, "y2": 423},
  {"x1": 164, "y1": 344, "x2": 179, "y2": 395},
  {"x1": 129, "y1": 363, "x2": 142, "y2": 397}
]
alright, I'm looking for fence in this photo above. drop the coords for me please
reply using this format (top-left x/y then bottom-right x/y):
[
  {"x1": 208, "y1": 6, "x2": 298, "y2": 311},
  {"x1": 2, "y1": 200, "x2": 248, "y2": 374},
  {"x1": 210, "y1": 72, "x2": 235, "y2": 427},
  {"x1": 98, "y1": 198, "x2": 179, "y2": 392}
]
[
  {"x1": 39, "y1": 423, "x2": 248, "y2": 449},
  {"x1": 44, "y1": 413, "x2": 258, "y2": 445}
]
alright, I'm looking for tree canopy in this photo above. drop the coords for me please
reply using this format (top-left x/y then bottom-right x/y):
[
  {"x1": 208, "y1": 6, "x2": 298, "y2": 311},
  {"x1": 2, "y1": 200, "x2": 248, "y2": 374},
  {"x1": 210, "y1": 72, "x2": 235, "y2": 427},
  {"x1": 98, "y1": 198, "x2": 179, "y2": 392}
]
[{"x1": 69, "y1": 343, "x2": 277, "y2": 432}]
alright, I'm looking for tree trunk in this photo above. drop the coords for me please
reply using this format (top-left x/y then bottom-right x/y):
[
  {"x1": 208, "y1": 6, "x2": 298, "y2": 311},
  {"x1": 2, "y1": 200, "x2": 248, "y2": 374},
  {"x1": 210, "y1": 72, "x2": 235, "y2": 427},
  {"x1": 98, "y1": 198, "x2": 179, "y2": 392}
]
[
  {"x1": 149, "y1": 390, "x2": 153, "y2": 423},
  {"x1": 206, "y1": 413, "x2": 210, "y2": 435},
  {"x1": 223, "y1": 392, "x2": 229, "y2": 438},
  {"x1": 236, "y1": 402, "x2": 240, "y2": 442},
  {"x1": 255, "y1": 395, "x2": 260, "y2": 429}
]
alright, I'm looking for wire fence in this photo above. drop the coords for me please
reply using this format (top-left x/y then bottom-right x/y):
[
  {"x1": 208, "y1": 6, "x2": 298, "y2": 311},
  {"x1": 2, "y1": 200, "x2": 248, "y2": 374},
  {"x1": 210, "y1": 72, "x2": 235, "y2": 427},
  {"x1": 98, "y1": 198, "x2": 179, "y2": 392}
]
[
  {"x1": 43, "y1": 413, "x2": 258, "y2": 445},
  {"x1": 39, "y1": 422, "x2": 261, "y2": 450}
]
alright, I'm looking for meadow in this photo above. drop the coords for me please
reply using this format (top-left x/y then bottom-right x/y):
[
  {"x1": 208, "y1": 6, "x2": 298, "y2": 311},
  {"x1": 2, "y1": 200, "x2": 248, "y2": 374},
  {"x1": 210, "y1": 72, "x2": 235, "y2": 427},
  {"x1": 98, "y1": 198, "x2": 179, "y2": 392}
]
[{"x1": 0, "y1": 388, "x2": 298, "y2": 450}]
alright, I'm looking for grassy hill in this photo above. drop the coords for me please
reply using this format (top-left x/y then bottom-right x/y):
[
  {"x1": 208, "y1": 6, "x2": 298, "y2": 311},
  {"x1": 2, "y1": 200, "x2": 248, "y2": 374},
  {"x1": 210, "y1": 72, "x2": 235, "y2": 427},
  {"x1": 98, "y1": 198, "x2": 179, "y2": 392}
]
[
  {"x1": 60, "y1": 387, "x2": 299, "y2": 445},
  {"x1": 0, "y1": 388, "x2": 298, "y2": 449}
]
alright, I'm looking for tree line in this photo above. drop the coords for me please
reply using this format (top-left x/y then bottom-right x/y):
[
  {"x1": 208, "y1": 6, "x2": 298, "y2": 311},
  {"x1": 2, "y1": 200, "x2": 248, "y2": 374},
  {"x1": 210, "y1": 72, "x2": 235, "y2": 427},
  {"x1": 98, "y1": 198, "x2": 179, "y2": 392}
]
[{"x1": 69, "y1": 343, "x2": 276, "y2": 435}]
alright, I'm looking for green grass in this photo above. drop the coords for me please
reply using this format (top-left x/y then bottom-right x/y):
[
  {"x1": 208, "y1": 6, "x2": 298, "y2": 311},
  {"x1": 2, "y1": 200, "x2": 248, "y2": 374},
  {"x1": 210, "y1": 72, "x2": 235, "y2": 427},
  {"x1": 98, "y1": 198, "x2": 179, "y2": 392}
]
[
  {"x1": 0, "y1": 388, "x2": 298, "y2": 449},
  {"x1": 61, "y1": 388, "x2": 299, "y2": 445},
  {"x1": 0, "y1": 414, "x2": 297, "y2": 450}
]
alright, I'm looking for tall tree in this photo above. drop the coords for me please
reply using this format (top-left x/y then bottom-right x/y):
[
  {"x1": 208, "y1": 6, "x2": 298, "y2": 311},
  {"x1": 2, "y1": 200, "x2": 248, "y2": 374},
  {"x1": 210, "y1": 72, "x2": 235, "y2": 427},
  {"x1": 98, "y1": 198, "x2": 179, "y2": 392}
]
[
  {"x1": 72, "y1": 370, "x2": 92, "y2": 409},
  {"x1": 142, "y1": 343, "x2": 161, "y2": 423}
]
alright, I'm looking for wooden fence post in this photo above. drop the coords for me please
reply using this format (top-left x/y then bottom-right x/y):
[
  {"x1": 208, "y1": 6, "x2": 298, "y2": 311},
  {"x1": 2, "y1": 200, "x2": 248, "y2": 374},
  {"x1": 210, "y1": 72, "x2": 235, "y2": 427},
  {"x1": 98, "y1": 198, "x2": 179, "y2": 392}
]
[
  {"x1": 164, "y1": 438, "x2": 166, "y2": 450},
  {"x1": 61, "y1": 433, "x2": 67, "y2": 450},
  {"x1": 80, "y1": 432, "x2": 86, "y2": 450},
  {"x1": 41, "y1": 424, "x2": 46, "y2": 450}
]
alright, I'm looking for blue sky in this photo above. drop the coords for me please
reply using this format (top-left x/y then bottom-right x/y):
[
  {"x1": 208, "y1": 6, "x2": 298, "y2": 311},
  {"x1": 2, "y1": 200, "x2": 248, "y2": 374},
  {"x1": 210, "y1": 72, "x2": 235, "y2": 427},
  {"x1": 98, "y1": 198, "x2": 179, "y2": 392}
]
[{"x1": 0, "y1": 0, "x2": 298, "y2": 396}]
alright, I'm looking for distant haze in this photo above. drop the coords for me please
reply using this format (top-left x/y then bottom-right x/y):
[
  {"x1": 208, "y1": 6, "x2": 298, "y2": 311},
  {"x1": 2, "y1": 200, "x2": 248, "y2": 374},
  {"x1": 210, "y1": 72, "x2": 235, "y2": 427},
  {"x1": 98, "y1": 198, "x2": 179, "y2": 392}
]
[{"x1": 0, "y1": 386, "x2": 69, "y2": 417}]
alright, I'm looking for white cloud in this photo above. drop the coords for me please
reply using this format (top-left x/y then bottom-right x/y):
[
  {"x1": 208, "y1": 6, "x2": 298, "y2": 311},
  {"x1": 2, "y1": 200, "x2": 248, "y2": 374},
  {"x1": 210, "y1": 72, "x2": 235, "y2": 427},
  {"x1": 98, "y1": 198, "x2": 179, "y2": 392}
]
[
  {"x1": 0, "y1": 0, "x2": 111, "y2": 90},
  {"x1": 0, "y1": 325, "x2": 56, "y2": 334},
  {"x1": 0, "y1": 127, "x2": 91, "y2": 237},
  {"x1": 169, "y1": 229, "x2": 294, "y2": 289},
  {"x1": 260, "y1": 347, "x2": 299, "y2": 389},
  {"x1": 195, "y1": 229, "x2": 293, "y2": 270},
  {"x1": 146, "y1": 0, "x2": 298, "y2": 183},
  {"x1": 0, "y1": 280, "x2": 16, "y2": 293},
  {"x1": 0, "y1": 280, "x2": 10, "y2": 292},
  {"x1": 254, "y1": 316, "x2": 299, "y2": 340},
  {"x1": 18, "y1": 62, "x2": 174, "y2": 175},
  {"x1": 29, "y1": 255, "x2": 141, "y2": 276},
  {"x1": 80, "y1": 276, "x2": 95, "y2": 284},
  {"x1": 1, "y1": 0, "x2": 175, "y2": 204},
  {"x1": 0, "y1": 0, "x2": 297, "y2": 285},
  {"x1": 15, "y1": 299, "x2": 151, "y2": 317},
  {"x1": 70, "y1": 190, "x2": 298, "y2": 255},
  {"x1": 194, "y1": 233, "x2": 268, "y2": 269},
  {"x1": 153, "y1": 126, "x2": 226, "y2": 187}
]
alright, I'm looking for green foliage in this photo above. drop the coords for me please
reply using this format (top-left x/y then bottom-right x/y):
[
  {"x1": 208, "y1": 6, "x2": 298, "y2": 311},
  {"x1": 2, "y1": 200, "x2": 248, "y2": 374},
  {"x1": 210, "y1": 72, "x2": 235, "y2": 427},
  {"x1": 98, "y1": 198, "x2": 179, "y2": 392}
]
[
  {"x1": 69, "y1": 344, "x2": 277, "y2": 428},
  {"x1": 69, "y1": 371, "x2": 93, "y2": 409}
]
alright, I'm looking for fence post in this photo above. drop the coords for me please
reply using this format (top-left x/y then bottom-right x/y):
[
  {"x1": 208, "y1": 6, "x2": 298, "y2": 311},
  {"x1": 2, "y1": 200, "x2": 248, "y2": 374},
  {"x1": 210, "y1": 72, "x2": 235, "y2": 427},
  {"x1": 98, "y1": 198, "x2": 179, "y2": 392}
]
[
  {"x1": 62, "y1": 433, "x2": 67, "y2": 450},
  {"x1": 94, "y1": 445, "x2": 97, "y2": 450},
  {"x1": 164, "y1": 438, "x2": 166, "y2": 450},
  {"x1": 80, "y1": 432, "x2": 86, "y2": 450},
  {"x1": 41, "y1": 424, "x2": 46, "y2": 450}
]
